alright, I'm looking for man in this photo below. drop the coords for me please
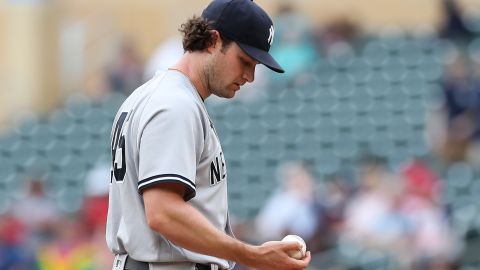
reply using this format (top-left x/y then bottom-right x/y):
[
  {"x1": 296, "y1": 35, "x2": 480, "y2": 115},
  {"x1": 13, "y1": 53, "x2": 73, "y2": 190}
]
[{"x1": 106, "y1": 0, "x2": 312, "y2": 269}]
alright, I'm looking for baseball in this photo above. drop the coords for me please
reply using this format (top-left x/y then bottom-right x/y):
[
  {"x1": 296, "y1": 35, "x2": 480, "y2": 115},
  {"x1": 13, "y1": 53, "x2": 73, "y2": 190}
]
[{"x1": 281, "y1": 235, "x2": 307, "y2": 259}]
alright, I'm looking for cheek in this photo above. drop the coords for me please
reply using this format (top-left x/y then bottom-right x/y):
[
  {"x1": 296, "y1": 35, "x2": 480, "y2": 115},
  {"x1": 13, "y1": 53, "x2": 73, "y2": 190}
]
[
  {"x1": 223, "y1": 54, "x2": 243, "y2": 75},
  {"x1": 216, "y1": 62, "x2": 236, "y2": 82},
  {"x1": 213, "y1": 53, "x2": 243, "y2": 84}
]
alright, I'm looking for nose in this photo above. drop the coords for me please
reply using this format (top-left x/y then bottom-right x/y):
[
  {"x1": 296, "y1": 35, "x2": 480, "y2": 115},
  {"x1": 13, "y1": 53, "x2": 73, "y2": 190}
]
[{"x1": 243, "y1": 65, "x2": 255, "y2": 83}]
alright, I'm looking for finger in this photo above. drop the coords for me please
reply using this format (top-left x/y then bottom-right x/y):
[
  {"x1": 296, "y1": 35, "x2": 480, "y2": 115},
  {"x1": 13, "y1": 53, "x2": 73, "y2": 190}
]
[
  {"x1": 279, "y1": 240, "x2": 302, "y2": 251},
  {"x1": 289, "y1": 251, "x2": 311, "y2": 269},
  {"x1": 302, "y1": 251, "x2": 311, "y2": 264}
]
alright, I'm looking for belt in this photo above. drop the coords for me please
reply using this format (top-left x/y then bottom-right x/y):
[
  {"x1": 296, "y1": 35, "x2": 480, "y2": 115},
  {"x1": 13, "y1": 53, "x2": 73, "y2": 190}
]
[
  {"x1": 124, "y1": 256, "x2": 148, "y2": 270},
  {"x1": 124, "y1": 256, "x2": 219, "y2": 270}
]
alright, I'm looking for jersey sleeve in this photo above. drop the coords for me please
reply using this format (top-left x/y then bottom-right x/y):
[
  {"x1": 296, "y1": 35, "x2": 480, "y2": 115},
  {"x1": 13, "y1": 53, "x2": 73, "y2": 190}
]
[{"x1": 137, "y1": 100, "x2": 204, "y2": 201}]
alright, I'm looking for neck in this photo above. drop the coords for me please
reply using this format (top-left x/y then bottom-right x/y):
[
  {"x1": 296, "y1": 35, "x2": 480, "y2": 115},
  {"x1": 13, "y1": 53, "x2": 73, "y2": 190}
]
[{"x1": 170, "y1": 52, "x2": 210, "y2": 100}]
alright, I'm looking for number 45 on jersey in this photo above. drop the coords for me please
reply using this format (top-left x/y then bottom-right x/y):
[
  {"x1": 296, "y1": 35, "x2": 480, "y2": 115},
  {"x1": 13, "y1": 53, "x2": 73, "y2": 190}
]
[{"x1": 111, "y1": 112, "x2": 128, "y2": 183}]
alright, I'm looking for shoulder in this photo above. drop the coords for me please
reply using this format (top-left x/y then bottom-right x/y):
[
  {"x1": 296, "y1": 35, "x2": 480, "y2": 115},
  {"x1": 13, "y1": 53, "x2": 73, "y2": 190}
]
[{"x1": 139, "y1": 73, "x2": 205, "y2": 127}]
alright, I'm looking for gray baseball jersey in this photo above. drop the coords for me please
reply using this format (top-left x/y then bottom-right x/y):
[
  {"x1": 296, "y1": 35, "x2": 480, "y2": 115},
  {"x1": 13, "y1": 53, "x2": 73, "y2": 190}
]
[{"x1": 106, "y1": 70, "x2": 234, "y2": 269}]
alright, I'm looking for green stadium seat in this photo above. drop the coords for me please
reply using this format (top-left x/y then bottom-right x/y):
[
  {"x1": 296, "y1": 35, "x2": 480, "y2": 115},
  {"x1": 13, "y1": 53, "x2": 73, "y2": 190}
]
[
  {"x1": 292, "y1": 75, "x2": 320, "y2": 101},
  {"x1": 296, "y1": 105, "x2": 322, "y2": 129},
  {"x1": 329, "y1": 74, "x2": 356, "y2": 99},
  {"x1": 429, "y1": 38, "x2": 457, "y2": 64},
  {"x1": 363, "y1": 40, "x2": 390, "y2": 67},
  {"x1": 312, "y1": 59, "x2": 336, "y2": 83},
  {"x1": 48, "y1": 110, "x2": 76, "y2": 138},
  {"x1": 101, "y1": 92, "x2": 128, "y2": 112},
  {"x1": 386, "y1": 145, "x2": 412, "y2": 170},
  {"x1": 446, "y1": 162, "x2": 474, "y2": 190},
  {"x1": 0, "y1": 182, "x2": 13, "y2": 214},
  {"x1": 386, "y1": 118, "x2": 412, "y2": 141},
  {"x1": 316, "y1": 118, "x2": 339, "y2": 143},
  {"x1": 403, "y1": 99, "x2": 426, "y2": 125},
  {"x1": 279, "y1": 121, "x2": 303, "y2": 145},
  {"x1": 315, "y1": 148, "x2": 340, "y2": 175},
  {"x1": 314, "y1": 89, "x2": 338, "y2": 113},
  {"x1": 381, "y1": 57, "x2": 408, "y2": 83},
  {"x1": 405, "y1": 130, "x2": 429, "y2": 156},
  {"x1": 332, "y1": 102, "x2": 356, "y2": 127},
  {"x1": 401, "y1": 71, "x2": 430, "y2": 97},
  {"x1": 259, "y1": 103, "x2": 286, "y2": 129},
  {"x1": 84, "y1": 107, "x2": 112, "y2": 135},
  {"x1": 258, "y1": 134, "x2": 287, "y2": 161},
  {"x1": 0, "y1": 156, "x2": 17, "y2": 182},
  {"x1": 370, "y1": 141, "x2": 395, "y2": 160},
  {"x1": 358, "y1": 249, "x2": 395, "y2": 270},
  {"x1": 223, "y1": 102, "x2": 251, "y2": 132},
  {"x1": 366, "y1": 101, "x2": 394, "y2": 127},
  {"x1": 348, "y1": 57, "x2": 372, "y2": 84},
  {"x1": 385, "y1": 86, "x2": 410, "y2": 111},
  {"x1": 13, "y1": 115, "x2": 42, "y2": 141},
  {"x1": 451, "y1": 203, "x2": 477, "y2": 237},
  {"x1": 351, "y1": 119, "x2": 376, "y2": 143},
  {"x1": 0, "y1": 133, "x2": 22, "y2": 157},
  {"x1": 64, "y1": 99, "x2": 92, "y2": 122},
  {"x1": 366, "y1": 75, "x2": 391, "y2": 98},
  {"x1": 11, "y1": 141, "x2": 37, "y2": 172},
  {"x1": 333, "y1": 134, "x2": 358, "y2": 159},
  {"x1": 398, "y1": 39, "x2": 425, "y2": 67},
  {"x1": 350, "y1": 87, "x2": 373, "y2": 112}
]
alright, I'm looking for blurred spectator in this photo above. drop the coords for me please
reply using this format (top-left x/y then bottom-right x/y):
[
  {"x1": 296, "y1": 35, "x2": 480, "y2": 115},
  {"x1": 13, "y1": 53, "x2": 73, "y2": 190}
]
[
  {"x1": 426, "y1": 55, "x2": 480, "y2": 165},
  {"x1": 269, "y1": 2, "x2": 318, "y2": 82},
  {"x1": 400, "y1": 159, "x2": 441, "y2": 203},
  {"x1": 82, "y1": 161, "x2": 110, "y2": 232},
  {"x1": 440, "y1": 0, "x2": 474, "y2": 42},
  {"x1": 308, "y1": 173, "x2": 353, "y2": 253},
  {"x1": 313, "y1": 18, "x2": 358, "y2": 58},
  {"x1": 399, "y1": 159, "x2": 460, "y2": 270},
  {"x1": 0, "y1": 212, "x2": 38, "y2": 269},
  {"x1": 106, "y1": 39, "x2": 144, "y2": 95},
  {"x1": 342, "y1": 155, "x2": 410, "y2": 265},
  {"x1": 144, "y1": 35, "x2": 184, "y2": 80},
  {"x1": 82, "y1": 161, "x2": 113, "y2": 270},
  {"x1": 11, "y1": 179, "x2": 60, "y2": 250},
  {"x1": 36, "y1": 215, "x2": 95, "y2": 270},
  {"x1": 255, "y1": 161, "x2": 321, "y2": 244}
]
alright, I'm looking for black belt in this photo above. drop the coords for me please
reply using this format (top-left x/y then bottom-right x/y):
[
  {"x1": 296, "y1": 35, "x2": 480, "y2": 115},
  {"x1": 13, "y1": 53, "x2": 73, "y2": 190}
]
[{"x1": 124, "y1": 256, "x2": 217, "y2": 270}]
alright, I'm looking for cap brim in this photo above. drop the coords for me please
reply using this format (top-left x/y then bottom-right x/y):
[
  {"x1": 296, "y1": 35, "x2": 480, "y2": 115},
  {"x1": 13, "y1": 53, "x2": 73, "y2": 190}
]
[{"x1": 237, "y1": 42, "x2": 284, "y2": 73}]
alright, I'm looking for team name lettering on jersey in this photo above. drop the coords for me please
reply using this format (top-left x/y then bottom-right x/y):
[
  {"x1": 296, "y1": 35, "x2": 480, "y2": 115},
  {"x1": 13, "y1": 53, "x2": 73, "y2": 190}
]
[{"x1": 210, "y1": 151, "x2": 226, "y2": 186}]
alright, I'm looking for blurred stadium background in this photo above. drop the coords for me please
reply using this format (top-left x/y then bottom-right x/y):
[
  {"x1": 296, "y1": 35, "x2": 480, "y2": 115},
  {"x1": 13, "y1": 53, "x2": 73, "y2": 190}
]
[{"x1": 2, "y1": 0, "x2": 480, "y2": 269}]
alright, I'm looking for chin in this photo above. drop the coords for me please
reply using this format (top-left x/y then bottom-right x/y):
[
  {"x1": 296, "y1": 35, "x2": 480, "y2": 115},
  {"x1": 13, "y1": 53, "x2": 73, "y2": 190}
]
[
  {"x1": 220, "y1": 89, "x2": 237, "y2": 99},
  {"x1": 224, "y1": 92, "x2": 236, "y2": 99}
]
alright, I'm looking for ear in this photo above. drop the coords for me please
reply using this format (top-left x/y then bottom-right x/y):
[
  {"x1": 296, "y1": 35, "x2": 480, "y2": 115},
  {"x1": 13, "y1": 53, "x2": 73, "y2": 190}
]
[{"x1": 206, "y1": 30, "x2": 222, "y2": 53}]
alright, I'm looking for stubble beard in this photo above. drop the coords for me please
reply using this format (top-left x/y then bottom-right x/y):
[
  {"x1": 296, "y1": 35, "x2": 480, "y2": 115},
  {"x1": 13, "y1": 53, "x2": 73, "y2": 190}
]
[{"x1": 205, "y1": 57, "x2": 233, "y2": 99}]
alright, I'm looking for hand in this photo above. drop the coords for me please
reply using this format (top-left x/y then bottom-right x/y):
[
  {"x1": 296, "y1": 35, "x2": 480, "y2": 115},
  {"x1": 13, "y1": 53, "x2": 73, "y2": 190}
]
[{"x1": 247, "y1": 241, "x2": 311, "y2": 270}]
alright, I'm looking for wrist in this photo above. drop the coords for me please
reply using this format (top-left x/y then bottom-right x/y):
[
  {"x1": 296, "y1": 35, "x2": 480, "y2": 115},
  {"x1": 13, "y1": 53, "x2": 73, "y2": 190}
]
[{"x1": 233, "y1": 243, "x2": 258, "y2": 267}]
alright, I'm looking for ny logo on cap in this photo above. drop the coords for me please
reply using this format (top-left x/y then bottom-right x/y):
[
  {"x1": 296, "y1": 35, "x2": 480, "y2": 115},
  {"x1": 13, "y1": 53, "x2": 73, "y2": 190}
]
[{"x1": 268, "y1": 25, "x2": 275, "y2": 46}]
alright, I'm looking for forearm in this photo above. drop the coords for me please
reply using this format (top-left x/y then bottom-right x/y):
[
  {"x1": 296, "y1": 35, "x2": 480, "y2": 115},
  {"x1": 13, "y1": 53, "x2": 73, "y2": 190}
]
[
  {"x1": 145, "y1": 188, "x2": 256, "y2": 265},
  {"x1": 143, "y1": 185, "x2": 311, "y2": 270}
]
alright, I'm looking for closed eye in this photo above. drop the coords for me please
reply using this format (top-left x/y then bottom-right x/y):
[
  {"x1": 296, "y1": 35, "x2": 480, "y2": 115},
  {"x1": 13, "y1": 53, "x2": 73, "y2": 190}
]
[{"x1": 239, "y1": 55, "x2": 257, "y2": 69}]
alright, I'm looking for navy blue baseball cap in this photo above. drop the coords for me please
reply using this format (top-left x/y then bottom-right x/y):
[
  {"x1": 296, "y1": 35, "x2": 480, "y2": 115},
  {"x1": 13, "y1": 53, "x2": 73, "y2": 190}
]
[{"x1": 202, "y1": 0, "x2": 284, "y2": 73}]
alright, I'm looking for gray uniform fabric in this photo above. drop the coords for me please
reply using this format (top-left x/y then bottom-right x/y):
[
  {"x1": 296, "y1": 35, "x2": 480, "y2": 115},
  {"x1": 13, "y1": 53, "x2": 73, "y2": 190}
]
[{"x1": 106, "y1": 70, "x2": 234, "y2": 270}]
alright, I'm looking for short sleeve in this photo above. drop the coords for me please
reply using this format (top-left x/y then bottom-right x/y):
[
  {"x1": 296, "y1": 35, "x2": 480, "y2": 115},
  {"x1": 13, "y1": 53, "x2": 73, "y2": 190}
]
[{"x1": 137, "y1": 102, "x2": 203, "y2": 201}]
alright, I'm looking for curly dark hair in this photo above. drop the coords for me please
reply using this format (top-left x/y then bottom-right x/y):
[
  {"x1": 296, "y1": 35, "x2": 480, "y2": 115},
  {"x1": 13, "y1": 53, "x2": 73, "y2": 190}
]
[{"x1": 179, "y1": 16, "x2": 232, "y2": 52}]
